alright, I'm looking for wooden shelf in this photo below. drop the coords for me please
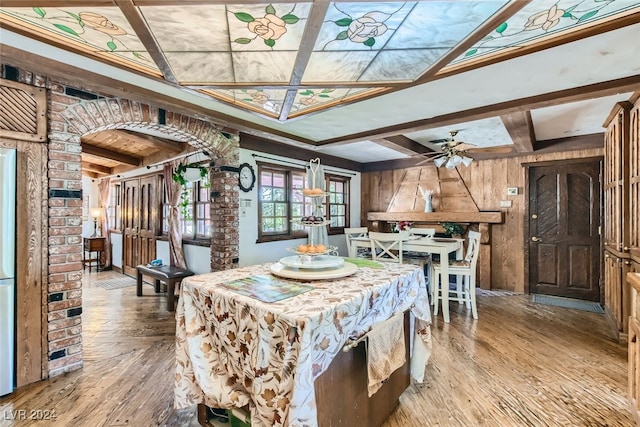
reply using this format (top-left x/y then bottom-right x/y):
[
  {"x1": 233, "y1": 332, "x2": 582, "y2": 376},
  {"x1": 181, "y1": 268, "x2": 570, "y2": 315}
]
[{"x1": 366, "y1": 211, "x2": 504, "y2": 223}]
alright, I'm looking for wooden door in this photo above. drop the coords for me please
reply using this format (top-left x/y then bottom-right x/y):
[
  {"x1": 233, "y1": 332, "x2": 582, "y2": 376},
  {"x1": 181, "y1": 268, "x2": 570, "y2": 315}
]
[
  {"x1": 122, "y1": 176, "x2": 159, "y2": 276},
  {"x1": 138, "y1": 176, "x2": 158, "y2": 268},
  {"x1": 528, "y1": 160, "x2": 601, "y2": 301}
]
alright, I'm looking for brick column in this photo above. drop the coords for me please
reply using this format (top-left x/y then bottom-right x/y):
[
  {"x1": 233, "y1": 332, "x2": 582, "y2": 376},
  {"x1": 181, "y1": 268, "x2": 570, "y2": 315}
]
[
  {"x1": 210, "y1": 170, "x2": 239, "y2": 271},
  {"x1": 46, "y1": 86, "x2": 85, "y2": 376}
]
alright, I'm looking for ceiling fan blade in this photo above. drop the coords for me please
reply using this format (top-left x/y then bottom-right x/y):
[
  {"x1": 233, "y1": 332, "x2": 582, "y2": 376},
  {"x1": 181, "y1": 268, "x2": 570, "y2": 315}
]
[
  {"x1": 415, "y1": 154, "x2": 444, "y2": 166},
  {"x1": 452, "y1": 142, "x2": 476, "y2": 150},
  {"x1": 465, "y1": 145, "x2": 513, "y2": 154}
]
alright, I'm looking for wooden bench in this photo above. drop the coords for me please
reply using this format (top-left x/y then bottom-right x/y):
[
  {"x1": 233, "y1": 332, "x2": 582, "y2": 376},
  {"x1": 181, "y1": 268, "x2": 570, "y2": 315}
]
[{"x1": 136, "y1": 265, "x2": 195, "y2": 312}]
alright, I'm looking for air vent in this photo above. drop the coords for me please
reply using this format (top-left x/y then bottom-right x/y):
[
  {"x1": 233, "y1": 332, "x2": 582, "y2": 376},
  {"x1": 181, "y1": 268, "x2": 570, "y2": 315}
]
[
  {"x1": 2, "y1": 65, "x2": 19, "y2": 82},
  {"x1": 65, "y1": 87, "x2": 98, "y2": 100}
]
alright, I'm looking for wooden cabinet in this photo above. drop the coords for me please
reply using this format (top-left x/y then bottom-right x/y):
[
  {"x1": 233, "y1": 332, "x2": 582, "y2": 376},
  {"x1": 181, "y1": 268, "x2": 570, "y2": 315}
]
[
  {"x1": 627, "y1": 272, "x2": 640, "y2": 425},
  {"x1": 604, "y1": 97, "x2": 640, "y2": 342},
  {"x1": 629, "y1": 101, "x2": 640, "y2": 262}
]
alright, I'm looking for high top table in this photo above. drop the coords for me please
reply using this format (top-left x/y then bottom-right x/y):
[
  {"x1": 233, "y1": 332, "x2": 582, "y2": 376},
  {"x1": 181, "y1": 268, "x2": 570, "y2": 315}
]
[
  {"x1": 174, "y1": 262, "x2": 432, "y2": 427},
  {"x1": 350, "y1": 235, "x2": 464, "y2": 323}
]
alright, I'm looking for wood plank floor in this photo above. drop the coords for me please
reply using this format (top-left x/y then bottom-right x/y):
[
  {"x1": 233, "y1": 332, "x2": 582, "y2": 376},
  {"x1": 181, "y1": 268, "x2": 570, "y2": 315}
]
[{"x1": 0, "y1": 270, "x2": 634, "y2": 426}]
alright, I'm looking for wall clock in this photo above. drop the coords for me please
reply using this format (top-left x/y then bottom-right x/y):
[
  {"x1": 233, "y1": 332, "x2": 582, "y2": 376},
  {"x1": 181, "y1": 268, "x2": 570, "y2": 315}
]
[{"x1": 238, "y1": 162, "x2": 256, "y2": 192}]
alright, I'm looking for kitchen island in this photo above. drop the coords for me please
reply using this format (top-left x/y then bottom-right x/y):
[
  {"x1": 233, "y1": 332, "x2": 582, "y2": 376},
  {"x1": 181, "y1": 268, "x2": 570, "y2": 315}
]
[{"x1": 175, "y1": 262, "x2": 432, "y2": 426}]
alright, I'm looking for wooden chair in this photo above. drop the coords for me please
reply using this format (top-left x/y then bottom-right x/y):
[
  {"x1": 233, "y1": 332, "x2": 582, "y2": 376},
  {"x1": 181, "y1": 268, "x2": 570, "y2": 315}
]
[
  {"x1": 369, "y1": 231, "x2": 407, "y2": 263},
  {"x1": 404, "y1": 228, "x2": 435, "y2": 286},
  {"x1": 431, "y1": 231, "x2": 481, "y2": 319},
  {"x1": 344, "y1": 227, "x2": 369, "y2": 258}
]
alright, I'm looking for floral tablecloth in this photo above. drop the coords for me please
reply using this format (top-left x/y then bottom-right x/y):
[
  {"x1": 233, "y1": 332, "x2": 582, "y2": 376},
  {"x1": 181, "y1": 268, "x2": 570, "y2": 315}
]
[{"x1": 174, "y1": 262, "x2": 432, "y2": 427}]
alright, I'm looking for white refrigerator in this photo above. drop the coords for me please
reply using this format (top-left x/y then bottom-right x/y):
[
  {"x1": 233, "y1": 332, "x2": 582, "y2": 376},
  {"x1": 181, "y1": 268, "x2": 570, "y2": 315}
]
[{"x1": 0, "y1": 147, "x2": 16, "y2": 396}]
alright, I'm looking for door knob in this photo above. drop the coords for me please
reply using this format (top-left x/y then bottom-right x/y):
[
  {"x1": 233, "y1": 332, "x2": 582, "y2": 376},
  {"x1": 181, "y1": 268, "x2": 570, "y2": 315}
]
[{"x1": 531, "y1": 236, "x2": 542, "y2": 242}]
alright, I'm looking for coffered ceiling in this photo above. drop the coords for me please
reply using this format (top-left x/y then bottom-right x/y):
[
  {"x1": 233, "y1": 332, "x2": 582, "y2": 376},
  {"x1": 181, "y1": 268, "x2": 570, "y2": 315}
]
[{"x1": 1, "y1": 0, "x2": 639, "y2": 171}]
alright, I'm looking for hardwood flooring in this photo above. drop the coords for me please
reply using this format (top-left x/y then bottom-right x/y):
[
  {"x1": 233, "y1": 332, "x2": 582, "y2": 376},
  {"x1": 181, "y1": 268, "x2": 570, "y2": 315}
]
[{"x1": 0, "y1": 270, "x2": 634, "y2": 426}]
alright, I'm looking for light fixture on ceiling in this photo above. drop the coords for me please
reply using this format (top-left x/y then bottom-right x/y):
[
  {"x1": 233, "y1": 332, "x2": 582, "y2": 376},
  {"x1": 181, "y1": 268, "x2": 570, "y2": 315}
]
[{"x1": 431, "y1": 131, "x2": 474, "y2": 169}]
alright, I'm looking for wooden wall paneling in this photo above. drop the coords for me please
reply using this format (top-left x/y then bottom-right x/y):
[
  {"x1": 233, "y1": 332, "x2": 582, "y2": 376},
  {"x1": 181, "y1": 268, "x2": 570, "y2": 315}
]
[
  {"x1": 361, "y1": 146, "x2": 603, "y2": 293},
  {"x1": 0, "y1": 138, "x2": 47, "y2": 386}
]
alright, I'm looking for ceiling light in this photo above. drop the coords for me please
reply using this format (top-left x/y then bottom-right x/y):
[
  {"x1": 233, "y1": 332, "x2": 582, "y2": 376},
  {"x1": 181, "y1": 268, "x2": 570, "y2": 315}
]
[
  {"x1": 462, "y1": 156, "x2": 473, "y2": 167},
  {"x1": 434, "y1": 157, "x2": 447, "y2": 168}
]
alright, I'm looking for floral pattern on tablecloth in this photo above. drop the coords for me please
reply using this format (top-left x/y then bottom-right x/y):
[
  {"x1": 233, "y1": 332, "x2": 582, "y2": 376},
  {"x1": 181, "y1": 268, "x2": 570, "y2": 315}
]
[{"x1": 175, "y1": 262, "x2": 432, "y2": 427}]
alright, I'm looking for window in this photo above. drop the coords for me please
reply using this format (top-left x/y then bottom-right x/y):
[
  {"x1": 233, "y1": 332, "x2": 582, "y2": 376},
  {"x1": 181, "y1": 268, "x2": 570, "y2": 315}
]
[
  {"x1": 258, "y1": 163, "x2": 309, "y2": 242},
  {"x1": 161, "y1": 173, "x2": 211, "y2": 240},
  {"x1": 108, "y1": 183, "x2": 121, "y2": 231},
  {"x1": 257, "y1": 162, "x2": 350, "y2": 241},
  {"x1": 326, "y1": 174, "x2": 349, "y2": 232}
]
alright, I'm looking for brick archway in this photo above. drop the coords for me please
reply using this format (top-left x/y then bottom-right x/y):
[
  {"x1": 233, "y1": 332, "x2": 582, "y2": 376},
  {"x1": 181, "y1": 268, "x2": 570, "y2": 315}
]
[
  {"x1": 57, "y1": 97, "x2": 240, "y2": 271},
  {"x1": 46, "y1": 92, "x2": 240, "y2": 376}
]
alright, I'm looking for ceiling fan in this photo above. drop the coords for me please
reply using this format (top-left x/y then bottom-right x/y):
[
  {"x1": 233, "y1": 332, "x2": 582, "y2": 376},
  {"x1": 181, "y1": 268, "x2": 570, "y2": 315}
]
[{"x1": 415, "y1": 130, "x2": 512, "y2": 168}]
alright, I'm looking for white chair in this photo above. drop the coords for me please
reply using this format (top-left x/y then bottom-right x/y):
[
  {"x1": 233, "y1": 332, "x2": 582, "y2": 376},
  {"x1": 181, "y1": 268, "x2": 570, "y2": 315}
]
[
  {"x1": 344, "y1": 227, "x2": 368, "y2": 258},
  {"x1": 404, "y1": 227, "x2": 435, "y2": 285},
  {"x1": 406, "y1": 227, "x2": 436, "y2": 238},
  {"x1": 431, "y1": 231, "x2": 481, "y2": 319},
  {"x1": 369, "y1": 231, "x2": 407, "y2": 263}
]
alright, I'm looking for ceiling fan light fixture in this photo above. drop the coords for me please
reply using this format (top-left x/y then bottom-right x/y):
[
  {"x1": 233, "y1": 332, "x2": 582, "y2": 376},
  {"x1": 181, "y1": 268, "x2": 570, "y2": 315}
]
[
  {"x1": 462, "y1": 156, "x2": 473, "y2": 167},
  {"x1": 434, "y1": 157, "x2": 447, "y2": 168}
]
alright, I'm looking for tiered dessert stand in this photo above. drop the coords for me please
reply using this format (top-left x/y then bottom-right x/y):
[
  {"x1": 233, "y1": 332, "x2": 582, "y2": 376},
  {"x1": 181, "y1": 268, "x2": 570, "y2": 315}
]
[{"x1": 270, "y1": 159, "x2": 357, "y2": 280}]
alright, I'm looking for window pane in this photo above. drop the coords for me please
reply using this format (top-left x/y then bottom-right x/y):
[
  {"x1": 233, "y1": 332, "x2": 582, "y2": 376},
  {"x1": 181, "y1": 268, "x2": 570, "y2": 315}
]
[
  {"x1": 292, "y1": 203, "x2": 303, "y2": 217},
  {"x1": 261, "y1": 172, "x2": 272, "y2": 186},
  {"x1": 292, "y1": 175, "x2": 305, "y2": 190},
  {"x1": 263, "y1": 203, "x2": 274, "y2": 216},
  {"x1": 274, "y1": 188, "x2": 285, "y2": 201},
  {"x1": 275, "y1": 203, "x2": 286, "y2": 217},
  {"x1": 273, "y1": 173, "x2": 285, "y2": 187},
  {"x1": 262, "y1": 218, "x2": 275, "y2": 232},
  {"x1": 262, "y1": 187, "x2": 273, "y2": 201},
  {"x1": 274, "y1": 218, "x2": 286, "y2": 231}
]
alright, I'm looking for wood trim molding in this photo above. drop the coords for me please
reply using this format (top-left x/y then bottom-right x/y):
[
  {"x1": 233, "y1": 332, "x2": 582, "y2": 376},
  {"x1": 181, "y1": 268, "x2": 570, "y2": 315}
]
[
  {"x1": 240, "y1": 132, "x2": 362, "y2": 171},
  {"x1": 319, "y1": 75, "x2": 640, "y2": 146},
  {"x1": 367, "y1": 211, "x2": 504, "y2": 223}
]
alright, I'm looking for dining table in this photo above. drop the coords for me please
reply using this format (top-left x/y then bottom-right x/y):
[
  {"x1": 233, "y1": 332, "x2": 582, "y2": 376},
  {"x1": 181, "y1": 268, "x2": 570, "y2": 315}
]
[
  {"x1": 174, "y1": 261, "x2": 432, "y2": 427},
  {"x1": 350, "y1": 235, "x2": 465, "y2": 323}
]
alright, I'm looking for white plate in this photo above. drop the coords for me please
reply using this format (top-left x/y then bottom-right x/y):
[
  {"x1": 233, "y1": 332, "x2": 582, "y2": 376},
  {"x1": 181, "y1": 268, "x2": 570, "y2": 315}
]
[
  {"x1": 270, "y1": 262, "x2": 358, "y2": 280},
  {"x1": 279, "y1": 255, "x2": 344, "y2": 270}
]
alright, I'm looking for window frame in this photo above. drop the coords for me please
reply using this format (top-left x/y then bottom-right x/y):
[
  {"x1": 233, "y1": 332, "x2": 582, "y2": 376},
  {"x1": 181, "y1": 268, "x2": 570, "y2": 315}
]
[
  {"x1": 325, "y1": 173, "x2": 350, "y2": 235},
  {"x1": 160, "y1": 169, "x2": 212, "y2": 243},
  {"x1": 256, "y1": 162, "x2": 351, "y2": 242},
  {"x1": 256, "y1": 162, "x2": 309, "y2": 243},
  {"x1": 107, "y1": 183, "x2": 121, "y2": 232}
]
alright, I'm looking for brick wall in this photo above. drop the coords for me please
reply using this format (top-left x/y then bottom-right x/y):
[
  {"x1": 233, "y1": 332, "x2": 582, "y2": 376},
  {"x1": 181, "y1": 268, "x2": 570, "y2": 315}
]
[{"x1": 8, "y1": 65, "x2": 239, "y2": 378}]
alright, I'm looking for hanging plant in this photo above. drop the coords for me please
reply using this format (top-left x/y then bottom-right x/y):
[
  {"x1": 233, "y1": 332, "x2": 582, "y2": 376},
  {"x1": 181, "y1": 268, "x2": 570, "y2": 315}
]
[{"x1": 172, "y1": 163, "x2": 210, "y2": 219}]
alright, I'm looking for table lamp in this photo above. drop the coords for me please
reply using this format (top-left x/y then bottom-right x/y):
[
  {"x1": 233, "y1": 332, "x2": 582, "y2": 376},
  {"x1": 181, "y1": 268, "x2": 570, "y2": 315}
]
[{"x1": 90, "y1": 208, "x2": 101, "y2": 237}]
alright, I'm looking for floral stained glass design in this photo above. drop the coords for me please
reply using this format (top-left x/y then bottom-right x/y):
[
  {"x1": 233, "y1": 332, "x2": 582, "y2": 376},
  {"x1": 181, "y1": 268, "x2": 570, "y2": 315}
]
[{"x1": 1, "y1": 1, "x2": 638, "y2": 121}]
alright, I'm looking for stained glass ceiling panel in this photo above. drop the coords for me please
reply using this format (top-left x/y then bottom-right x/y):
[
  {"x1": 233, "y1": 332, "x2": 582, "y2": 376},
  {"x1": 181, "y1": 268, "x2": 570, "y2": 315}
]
[
  {"x1": 0, "y1": 6, "x2": 159, "y2": 75},
  {"x1": 303, "y1": 1, "x2": 506, "y2": 83},
  {"x1": 448, "y1": 0, "x2": 640, "y2": 68},
  {"x1": 1, "y1": 1, "x2": 638, "y2": 122}
]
